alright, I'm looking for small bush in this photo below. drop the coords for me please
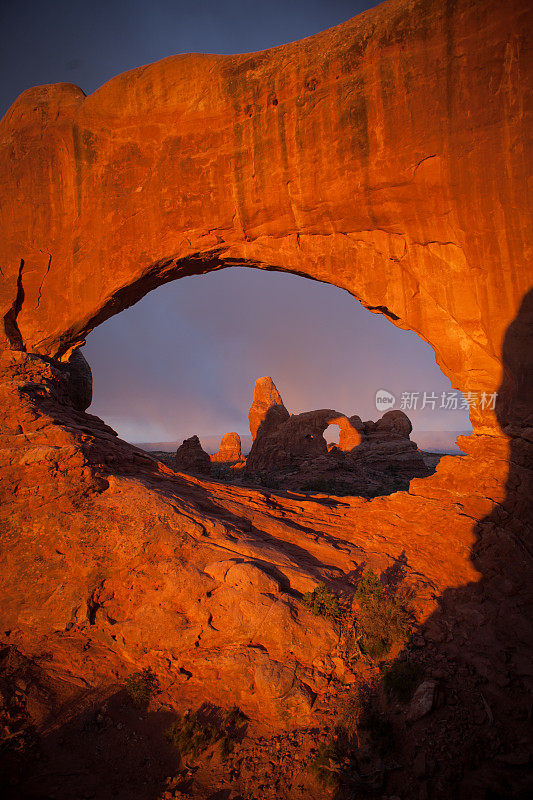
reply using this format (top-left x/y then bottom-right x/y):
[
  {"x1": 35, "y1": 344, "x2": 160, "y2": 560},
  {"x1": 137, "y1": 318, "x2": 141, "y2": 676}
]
[
  {"x1": 338, "y1": 690, "x2": 360, "y2": 736},
  {"x1": 125, "y1": 667, "x2": 160, "y2": 707},
  {"x1": 384, "y1": 660, "x2": 423, "y2": 703},
  {"x1": 166, "y1": 705, "x2": 245, "y2": 761},
  {"x1": 357, "y1": 598, "x2": 411, "y2": 658},
  {"x1": 302, "y1": 583, "x2": 341, "y2": 621},
  {"x1": 311, "y1": 681, "x2": 394, "y2": 787},
  {"x1": 352, "y1": 570, "x2": 412, "y2": 659},
  {"x1": 166, "y1": 712, "x2": 219, "y2": 759},
  {"x1": 222, "y1": 705, "x2": 242, "y2": 730},
  {"x1": 220, "y1": 705, "x2": 244, "y2": 757},
  {"x1": 354, "y1": 569, "x2": 384, "y2": 603}
]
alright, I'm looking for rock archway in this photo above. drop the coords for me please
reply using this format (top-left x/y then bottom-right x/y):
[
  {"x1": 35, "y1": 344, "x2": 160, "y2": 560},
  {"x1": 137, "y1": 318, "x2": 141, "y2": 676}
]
[
  {"x1": 0, "y1": 0, "x2": 531, "y2": 796},
  {"x1": 0, "y1": 0, "x2": 530, "y2": 438}
]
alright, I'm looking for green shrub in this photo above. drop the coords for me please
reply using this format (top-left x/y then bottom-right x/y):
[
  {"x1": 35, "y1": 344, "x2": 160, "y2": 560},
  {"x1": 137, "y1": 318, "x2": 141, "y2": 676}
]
[
  {"x1": 357, "y1": 598, "x2": 411, "y2": 658},
  {"x1": 302, "y1": 582, "x2": 341, "y2": 621},
  {"x1": 353, "y1": 570, "x2": 412, "y2": 659},
  {"x1": 384, "y1": 660, "x2": 423, "y2": 703},
  {"x1": 125, "y1": 667, "x2": 160, "y2": 707},
  {"x1": 354, "y1": 569, "x2": 384, "y2": 603},
  {"x1": 166, "y1": 712, "x2": 219, "y2": 759}
]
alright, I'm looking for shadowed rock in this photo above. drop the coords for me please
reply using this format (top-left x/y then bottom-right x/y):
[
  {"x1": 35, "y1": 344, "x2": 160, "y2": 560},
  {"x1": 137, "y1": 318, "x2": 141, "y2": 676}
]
[
  {"x1": 62, "y1": 348, "x2": 93, "y2": 411},
  {"x1": 174, "y1": 435, "x2": 212, "y2": 475},
  {"x1": 245, "y1": 381, "x2": 427, "y2": 492}
]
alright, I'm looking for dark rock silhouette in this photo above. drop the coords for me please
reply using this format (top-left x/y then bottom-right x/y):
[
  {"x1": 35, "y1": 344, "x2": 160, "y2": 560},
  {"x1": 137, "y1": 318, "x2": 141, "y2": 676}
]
[{"x1": 174, "y1": 435, "x2": 211, "y2": 475}]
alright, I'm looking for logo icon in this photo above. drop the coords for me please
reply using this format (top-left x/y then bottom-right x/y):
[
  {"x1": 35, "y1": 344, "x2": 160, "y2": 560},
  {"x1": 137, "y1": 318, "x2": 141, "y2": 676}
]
[{"x1": 375, "y1": 389, "x2": 396, "y2": 412}]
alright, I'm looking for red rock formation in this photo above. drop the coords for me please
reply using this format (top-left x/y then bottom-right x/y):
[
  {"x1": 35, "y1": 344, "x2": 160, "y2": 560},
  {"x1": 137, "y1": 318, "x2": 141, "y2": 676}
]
[
  {"x1": 248, "y1": 377, "x2": 289, "y2": 440},
  {"x1": 331, "y1": 414, "x2": 364, "y2": 452},
  {"x1": 246, "y1": 389, "x2": 428, "y2": 493},
  {"x1": 174, "y1": 435, "x2": 212, "y2": 475},
  {"x1": 375, "y1": 409, "x2": 412, "y2": 437},
  {"x1": 211, "y1": 431, "x2": 243, "y2": 464},
  {"x1": 0, "y1": 1, "x2": 531, "y2": 796},
  {"x1": 0, "y1": 0, "x2": 530, "y2": 443}
]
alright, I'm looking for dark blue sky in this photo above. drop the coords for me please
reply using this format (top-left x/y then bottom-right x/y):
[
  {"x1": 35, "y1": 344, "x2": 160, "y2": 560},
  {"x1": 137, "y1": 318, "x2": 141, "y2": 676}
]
[
  {"x1": 0, "y1": 0, "x2": 378, "y2": 116},
  {"x1": 0, "y1": 0, "x2": 471, "y2": 450}
]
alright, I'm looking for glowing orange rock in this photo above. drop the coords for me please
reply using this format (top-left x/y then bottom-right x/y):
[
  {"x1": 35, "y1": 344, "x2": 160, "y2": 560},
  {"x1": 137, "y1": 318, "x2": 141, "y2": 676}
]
[
  {"x1": 248, "y1": 377, "x2": 289, "y2": 440},
  {"x1": 211, "y1": 431, "x2": 243, "y2": 464}
]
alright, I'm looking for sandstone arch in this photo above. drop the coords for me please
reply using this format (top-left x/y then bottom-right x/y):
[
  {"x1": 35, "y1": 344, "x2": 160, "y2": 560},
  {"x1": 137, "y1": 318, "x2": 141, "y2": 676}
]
[
  {"x1": 0, "y1": 1, "x2": 531, "y2": 793},
  {"x1": 327, "y1": 415, "x2": 364, "y2": 452},
  {"x1": 0, "y1": 0, "x2": 530, "y2": 440}
]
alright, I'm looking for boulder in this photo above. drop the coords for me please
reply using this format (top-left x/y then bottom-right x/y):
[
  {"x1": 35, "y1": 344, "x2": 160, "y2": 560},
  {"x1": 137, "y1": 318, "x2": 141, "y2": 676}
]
[
  {"x1": 253, "y1": 654, "x2": 315, "y2": 724},
  {"x1": 174, "y1": 435, "x2": 211, "y2": 475},
  {"x1": 375, "y1": 410, "x2": 413, "y2": 437},
  {"x1": 204, "y1": 559, "x2": 280, "y2": 593},
  {"x1": 407, "y1": 680, "x2": 438, "y2": 721}
]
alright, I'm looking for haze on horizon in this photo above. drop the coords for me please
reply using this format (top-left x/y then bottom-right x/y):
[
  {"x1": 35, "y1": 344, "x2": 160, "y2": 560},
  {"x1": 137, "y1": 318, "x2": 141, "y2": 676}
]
[{"x1": 0, "y1": 0, "x2": 471, "y2": 452}]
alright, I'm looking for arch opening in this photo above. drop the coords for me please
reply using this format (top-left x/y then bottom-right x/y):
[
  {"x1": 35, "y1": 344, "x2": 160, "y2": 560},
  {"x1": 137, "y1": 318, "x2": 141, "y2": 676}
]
[
  {"x1": 83, "y1": 266, "x2": 471, "y2": 496},
  {"x1": 324, "y1": 424, "x2": 340, "y2": 449}
]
